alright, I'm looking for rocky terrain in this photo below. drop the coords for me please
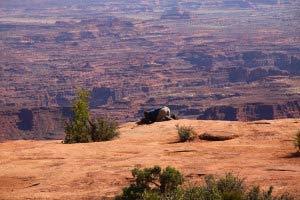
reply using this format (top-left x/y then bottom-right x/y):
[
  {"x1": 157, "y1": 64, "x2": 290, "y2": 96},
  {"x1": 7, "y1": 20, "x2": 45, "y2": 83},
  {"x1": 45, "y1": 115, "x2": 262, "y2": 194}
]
[
  {"x1": 1, "y1": 0, "x2": 300, "y2": 140},
  {"x1": 0, "y1": 119, "x2": 300, "y2": 199}
]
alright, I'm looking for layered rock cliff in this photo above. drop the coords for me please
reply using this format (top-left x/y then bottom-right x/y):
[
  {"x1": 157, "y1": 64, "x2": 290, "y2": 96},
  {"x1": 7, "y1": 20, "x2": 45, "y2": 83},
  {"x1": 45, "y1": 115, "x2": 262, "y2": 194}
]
[
  {"x1": 0, "y1": 107, "x2": 72, "y2": 141},
  {"x1": 198, "y1": 100, "x2": 300, "y2": 121}
]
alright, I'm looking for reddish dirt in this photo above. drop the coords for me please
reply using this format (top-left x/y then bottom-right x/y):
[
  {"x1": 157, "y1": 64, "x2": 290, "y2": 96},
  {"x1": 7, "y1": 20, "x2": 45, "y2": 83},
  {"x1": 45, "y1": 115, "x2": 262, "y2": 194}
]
[{"x1": 0, "y1": 119, "x2": 300, "y2": 199}]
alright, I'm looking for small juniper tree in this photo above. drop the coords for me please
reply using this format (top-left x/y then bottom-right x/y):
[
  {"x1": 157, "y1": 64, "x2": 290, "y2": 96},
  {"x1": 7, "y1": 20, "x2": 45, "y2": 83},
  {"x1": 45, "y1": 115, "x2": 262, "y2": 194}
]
[
  {"x1": 73, "y1": 88, "x2": 90, "y2": 130},
  {"x1": 64, "y1": 88, "x2": 91, "y2": 143},
  {"x1": 64, "y1": 88, "x2": 119, "y2": 144}
]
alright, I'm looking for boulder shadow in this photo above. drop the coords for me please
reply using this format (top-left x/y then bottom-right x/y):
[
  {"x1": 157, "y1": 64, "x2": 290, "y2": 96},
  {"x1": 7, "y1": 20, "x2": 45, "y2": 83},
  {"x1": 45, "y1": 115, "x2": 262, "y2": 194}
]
[
  {"x1": 283, "y1": 152, "x2": 300, "y2": 158},
  {"x1": 167, "y1": 140, "x2": 184, "y2": 144},
  {"x1": 199, "y1": 132, "x2": 238, "y2": 141}
]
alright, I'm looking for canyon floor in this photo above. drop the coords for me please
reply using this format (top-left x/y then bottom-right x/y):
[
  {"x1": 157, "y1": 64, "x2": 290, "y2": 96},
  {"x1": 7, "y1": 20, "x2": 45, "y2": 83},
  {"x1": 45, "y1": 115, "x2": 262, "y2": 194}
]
[
  {"x1": 0, "y1": 119, "x2": 300, "y2": 199},
  {"x1": 1, "y1": 1, "x2": 300, "y2": 139}
]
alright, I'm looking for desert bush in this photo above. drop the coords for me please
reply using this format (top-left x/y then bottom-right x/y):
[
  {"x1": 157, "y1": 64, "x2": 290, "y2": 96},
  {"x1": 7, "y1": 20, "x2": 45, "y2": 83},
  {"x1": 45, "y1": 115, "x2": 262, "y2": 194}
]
[
  {"x1": 89, "y1": 118, "x2": 119, "y2": 142},
  {"x1": 115, "y1": 167, "x2": 294, "y2": 200},
  {"x1": 295, "y1": 130, "x2": 300, "y2": 152},
  {"x1": 201, "y1": 173, "x2": 244, "y2": 200},
  {"x1": 64, "y1": 120, "x2": 92, "y2": 143},
  {"x1": 64, "y1": 88, "x2": 119, "y2": 144},
  {"x1": 246, "y1": 186, "x2": 293, "y2": 200},
  {"x1": 160, "y1": 166, "x2": 184, "y2": 193},
  {"x1": 116, "y1": 166, "x2": 183, "y2": 200},
  {"x1": 176, "y1": 125, "x2": 197, "y2": 142},
  {"x1": 142, "y1": 191, "x2": 162, "y2": 200},
  {"x1": 217, "y1": 172, "x2": 244, "y2": 195}
]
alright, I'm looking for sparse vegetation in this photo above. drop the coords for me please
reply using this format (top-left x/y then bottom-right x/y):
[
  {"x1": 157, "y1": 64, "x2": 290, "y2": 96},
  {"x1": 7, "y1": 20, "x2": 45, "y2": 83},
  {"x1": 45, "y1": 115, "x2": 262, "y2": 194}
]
[
  {"x1": 116, "y1": 166, "x2": 294, "y2": 200},
  {"x1": 176, "y1": 125, "x2": 197, "y2": 142},
  {"x1": 64, "y1": 88, "x2": 91, "y2": 143},
  {"x1": 64, "y1": 88, "x2": 119, "y2": 144},
  {"x1": 295, "y1": 130, "x2": 300, "y2": 152},
  {"x1": 88, "y1": 117, "x2": 119, "y2": 142},
  {"x1": 115, "y1": 166, "x2": 183, "y2": 200}
]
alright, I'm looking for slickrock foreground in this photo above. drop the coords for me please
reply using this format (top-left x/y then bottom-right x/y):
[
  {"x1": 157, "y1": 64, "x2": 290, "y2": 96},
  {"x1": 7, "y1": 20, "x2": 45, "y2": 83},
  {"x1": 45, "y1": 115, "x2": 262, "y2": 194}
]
[{"x1": 0, "y1": 119, "x2": 300, "y2": 199}]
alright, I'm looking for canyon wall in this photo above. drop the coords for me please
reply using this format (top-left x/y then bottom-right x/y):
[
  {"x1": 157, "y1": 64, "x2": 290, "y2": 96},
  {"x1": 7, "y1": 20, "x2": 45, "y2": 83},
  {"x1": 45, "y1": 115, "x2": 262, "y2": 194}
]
[
  {"x1": 0, "y1": 107, "x2": 72, "y2": 141},
  {"x1": 198, "y1": 100, "x2": 300, "y2": 121},
  {"x1": 0, "y1": 0, "x2": 300, "y2": 140}
]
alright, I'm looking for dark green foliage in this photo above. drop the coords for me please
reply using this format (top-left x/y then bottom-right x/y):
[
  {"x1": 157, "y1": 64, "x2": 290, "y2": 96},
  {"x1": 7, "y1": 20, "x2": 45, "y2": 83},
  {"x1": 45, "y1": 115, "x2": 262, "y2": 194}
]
[
  {"x1": 64, "y1": 120, "x2": 92, "y2": 143},
  {"x1": 295, "y1": 130, "x2": 300, "y2": 152},
  {"x1": 132, "y1": 165, "x2": 161, "y2": 191},
  {"x1": 182, "y1": 187, "x2": 206, "y2": 200},
  {"x1": 160, "y1": 166, "x2": 184, "y2": 193},
  {"x1": 142, "y1": 191, "x2": 162, "y2": 200},
  {"x1": 176, "y1": 125, "x2": 197, "y2": 142},
  {"x1": 64, "y1": 88, "x2": 119, "y2": 144},
  {"x1": 223, "y1": 191, "x2": 244, "y2": 200},
  {"x1": 115, "y1": 167, "x2": 294, "y2": 200},
  {"x1": 64, "y1": 88, "x2": 91, "y2": 144},
  {"x1": 247, "y1": 186, "x2": 260, "y2": 200},
  {"x1": 163, "y1": 188, "x2": 185, "y2": 200},
  {"x1": 246, "y1": 186, "x2": 294, "y2": 200},
  {"x1": 116, "y1": 166, "x2": 183, "y2": 200},
  {"x1": 217, "y1": 172, "x2": 244, "y2": 196},
  {"x1": 115, "y1": 166, "x2": 162, "y2": 200},
  {"x1": 89, "y1": 118, "x2": 119, "y2": 142}
]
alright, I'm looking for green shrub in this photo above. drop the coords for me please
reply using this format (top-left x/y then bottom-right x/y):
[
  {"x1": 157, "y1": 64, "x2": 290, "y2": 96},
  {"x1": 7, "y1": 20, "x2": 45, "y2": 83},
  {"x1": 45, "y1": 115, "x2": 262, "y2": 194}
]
[
  {"x1": 217, "y1": 172, "x2": 244, "y2": 195},
  {"x1": 176, "y1": 125, "x2": 197, "y2": 142},
  {"x1": 116, "y1": 166, "x2": 183, "y2": 200},
  {"x1": 142, "y1": 191, "x2": 162, "y2": 200},
  {"x1": 160, "y1": 166, "x2": 184, "y2": 193},
  {"x1": 182, "y1": 186, "x2": 206, "y2": 200},
  {"x1": 64, "y1": 120, "x2": 92, "y2": 143},
  {"x1": 89, "y1": 118, "x2": 119, "y2": 142},
  {"x1": 64, "y1": 88, "x2": 119, "y2": 144},
  {"x1": 246, "y1": 186, "x2": 293, "y2": 200},
  {"x1": 295, "y1": 130, "x2": 300, "y2": 152},
  {"x1": 163, "y1": 188, "x2": 185, "y2": 200},
  {"x1": 247, "y1": 186, "x2": 260, "y2": 200},
  {"x1": 115, "y1": 167, "x2": 294, "y2": 200},
  {"x1": 116, "y1": 166, "x2": 161, "y2": 200}
]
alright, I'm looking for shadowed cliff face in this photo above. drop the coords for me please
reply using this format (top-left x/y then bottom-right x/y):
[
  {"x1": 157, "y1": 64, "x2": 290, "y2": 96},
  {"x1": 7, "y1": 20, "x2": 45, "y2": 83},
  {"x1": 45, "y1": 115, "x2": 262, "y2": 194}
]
[
  {"x1": 177, "y1": 51, "x2": 213, "y2": 69},
  {"x1": 90, "y1": 87, "x2": 116, "y2": 108},
  {"x1": 17, "y1": 109, "x2": 33, "y2": 131},
  {"x1": 242, "y1": 51, "x2": 268, "y2": 68},
  {"x1": 198, "y1": 100, "x2": 300, "y2": 121},
  {"x1": 198, "y1": 106, "x2": 238, "y2": 121},
  {"x1": 241, "y1": 104, "x2": 274, "y2": 121},
  {"x1": 0, "y1": 107, "x2": 72, "y2": 141}
]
